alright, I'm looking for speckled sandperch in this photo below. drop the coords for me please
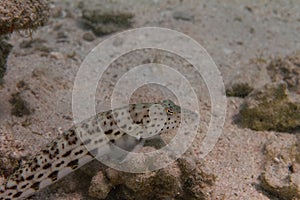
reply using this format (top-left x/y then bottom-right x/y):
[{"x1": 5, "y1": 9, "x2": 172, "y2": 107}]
[{"x1": 0, "y1": 100, "x2": 198, "y2": 200}]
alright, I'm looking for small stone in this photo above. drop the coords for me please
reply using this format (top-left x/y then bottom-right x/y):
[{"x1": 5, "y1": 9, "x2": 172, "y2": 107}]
[
  {"x1": 19, "y1": 38, "x2": 46, "y2": 49},
  {"x1": 0, "y1": 0, "x2": 49, "y2": 35},
  {"x1": 223, "y1": 47, "x2": 233, "y2": 55},
  {"x1": 261, "y1": 139, "x2": 300, "y2": 199},
  {"x1": 49, "y1": 52, "x2": 65, "y2": 60},
  {"x1": 82, "y1": 32, "x2": 95, "y2": 42},
  {"x1": 89, "y1": 155, "x2": 215, "y2": 200},
  {"x1": 57, "y1": 31, "x2": 68, "y2": 39},
  {"x1": 238, "y1": 82, "x2": 300, "y2": 132},
  {"x1": 226, "y1": 83, "x2": 253, "y2": 98},
  {"x1": 78, "y1": 2, "x2": 134, "y2": 36},
  {"x1": 173, "y1": 11, "x2": 194, "y2": 21},
  {"x1": 112, "y1": 37, "x2": 124, "y2": 47},
  {"x1": 88, "y1": 171, "x2": 113, "y2": 199},
  {"x1": 267, "y1": 52, "x2": 300, "y2": 92}
]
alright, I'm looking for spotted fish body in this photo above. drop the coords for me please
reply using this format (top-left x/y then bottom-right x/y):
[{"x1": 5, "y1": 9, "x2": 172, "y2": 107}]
[{"x1": 0, "y1": 100, "x2": 198, "y2": 200}]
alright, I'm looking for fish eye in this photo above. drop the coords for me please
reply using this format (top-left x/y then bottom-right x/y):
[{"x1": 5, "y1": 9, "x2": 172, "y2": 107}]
[{"x1": 165, "y1": 108, "x2": 175, "y2": 115}]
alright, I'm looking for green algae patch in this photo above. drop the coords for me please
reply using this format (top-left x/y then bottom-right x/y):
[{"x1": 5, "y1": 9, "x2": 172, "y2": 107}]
[
  {"x1": 226, "y1": 82, "x2": 253, "y2": 98},
  {"x1": 267, "y1": 52, "x2": 300, "y2": 92},
  {"x1": 79, "y1": 2, "x2": 134, "y2": 36},
  {"x1": 239, "y1": 82, "x2": 300, "y2": 132},
  {"x1": 9, "y1": 92, "x2": 31, "y2": 117}
]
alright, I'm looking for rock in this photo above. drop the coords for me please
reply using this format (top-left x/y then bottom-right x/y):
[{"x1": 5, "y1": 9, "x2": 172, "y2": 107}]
[
  {"x1": 260, "y1": 139, "x2": 300, "y2": 200},
  {"x1": 9, "y1": 92, "x2": 32, "y2": 117},
  {"x1": 226, "y1": 82, "x2": 254, "y2": 98},
  {"x1": 0, "y1": 152, "x2": 20, "y2": 178},
  {"x1": 88, "y1": 171, "x2": 113, "y2": 199},
  {"x1": 178, "y1": 156, "x2": 216, "y2": 200},
  {"x1": 56, "y1": 31, "x2": 69, "y2": 42},
  {"x1": 49, "y1": 52, "x2": 65, "y2": 60},
  {"x1": 173, "y1": 11, "x2": 195, "y2": 21},
  {"x1": 267, "y1": 52, "x2": 300, "y2": 92},
  {"x1": 88, "y1": 154, "x2": 215, "y2": 200},
  {"x1": 0, "y1": 0, "x2": 49, "y2": 35},
  {"x1": 78, "y1": 2, "x2": 134, "y2": 36},
  {"x1": 19, "y1": 38, "x2": 52, "y2": 53},
  {"x1": 238, "y1": 82, "x2": 300, "y2": 132},
  {"x1": 0, "y1": 36, "x2": 12, "y2": 84},
  {"x1": 19, "y1": 38, "x2": 46, "y2": 48},
  {"x1": 82, "y1": 32, "x2": 96, "y2": 42}
]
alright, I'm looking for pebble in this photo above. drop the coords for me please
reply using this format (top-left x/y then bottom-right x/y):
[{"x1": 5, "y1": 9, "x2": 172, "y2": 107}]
[
  {"x1": 82, "y1": 32, "x2": 96, "y2": 42},
  {"x1": 50, "y1": 52, "x2": 65, "y2": 60},
  {"x1": 173, "y1": 11, "x2": 194, "y2": 21}
]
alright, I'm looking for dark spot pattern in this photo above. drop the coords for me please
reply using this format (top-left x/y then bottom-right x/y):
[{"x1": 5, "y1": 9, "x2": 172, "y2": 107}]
[
  {"x1": 114, "y1": 131, "x2": 121, "y2": 136},
  {"x1": 6, "y1": 185, "x2": 17, "y2": 190},
  {"x1": 74, "y1": 150, "x2": 84, "y2": 156},
  {"x1": 67, "y1": 159, "x2": 79, "y2": 169},
  {"x1": 55, "y1": 161, "x2": 65, "y2": 168},
  {"x1": 37, "y1": 173, "x2": 44, "y2": 178},
  {"x1": 105, "y1": 129, "x2": 113, "y2": 135},
  {"x1": 26, "y1": 175, "x2": 34, "y2": 181},
  {"x1": 62, "y1": 150, "x2": 72, "y2": 157},
  {"x1": 20, "y1": 184, "x2": 27, "y2": 189},
  {"x1": 12, "y1": 192, "x2": 22, "y2": 198},
  {"x1": 31, "y1": 182, "x2": 40, "y2": 190},
  {"x1": 0, "y1": 100, "x2": 195, "y2": 200},
  {"x1": 48, "y1": 171, "x2": 58, "y2": 181},
  {"x1": 42, "y1": 163, "x2": 52, "y2": 170}
]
